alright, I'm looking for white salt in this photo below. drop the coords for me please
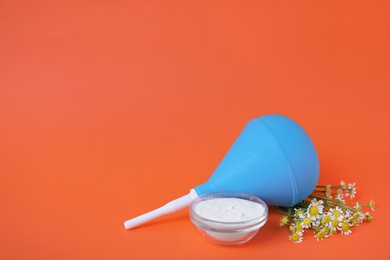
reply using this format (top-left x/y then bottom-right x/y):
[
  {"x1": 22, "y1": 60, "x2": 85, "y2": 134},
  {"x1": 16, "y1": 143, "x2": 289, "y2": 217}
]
[{"x1": 194, "y1": 198, "x2": 265, "y2": 222}]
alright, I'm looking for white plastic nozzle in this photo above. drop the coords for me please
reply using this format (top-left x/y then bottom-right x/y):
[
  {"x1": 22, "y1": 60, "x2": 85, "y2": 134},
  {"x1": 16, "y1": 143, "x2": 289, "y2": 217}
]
[{"x1": 124, "y1": 189, "x2": 198, "y2": 230}]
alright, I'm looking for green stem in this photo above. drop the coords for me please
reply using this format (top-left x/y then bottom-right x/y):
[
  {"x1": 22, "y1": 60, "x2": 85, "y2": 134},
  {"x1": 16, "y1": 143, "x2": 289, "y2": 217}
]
[{"x1": 308, "y1": 195, "x2": 334, "y2": 201}]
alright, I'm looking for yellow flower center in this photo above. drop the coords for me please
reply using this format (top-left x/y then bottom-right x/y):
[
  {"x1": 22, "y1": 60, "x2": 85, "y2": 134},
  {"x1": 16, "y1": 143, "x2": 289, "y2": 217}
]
[
  {"x1": 332, "y1": 219, "x2": 339, "y2": 227},
  {"x1": 291, "y1": 233, "x2": 300, "y2": 242},
  {"x1": 296, "y1": 210, "x2": 304, "y2": 217},
  {"x1": 341, "y1": 222, "x2": 350, "y2": 232},
  {"x1": 369, "y1": 200, "x2": 375, "y2": 210},
  {"x1": 332, "y1": 210, "x2": 341, "y2": 218},
  {"x1": 303, "y1": 217, "x2": 311, "y2": 225},
  {"x1": 309, "y1": 206, "x2": 319, "y2": 216},
  {"x1": 325, "y1": 188, "x2": 332, "y2": 197},
  {"x1": 281, "y1": 216, "x2": 288, "y2": 225},
  {"x1": 295, "y1": 224, "x2": 303, "y2": 232},
  {"x1": 322, "y1": 215, "x2": 331, "y2": 224},
  {"x1": 323, "y1": 227, "x2": 330, "y2": 234},
  {"x1": 314, "y1": 226, "x2": 321, "y2": 233},
  {"x1": 317, "y1": 231, "x2": 325, "y2": 239}
]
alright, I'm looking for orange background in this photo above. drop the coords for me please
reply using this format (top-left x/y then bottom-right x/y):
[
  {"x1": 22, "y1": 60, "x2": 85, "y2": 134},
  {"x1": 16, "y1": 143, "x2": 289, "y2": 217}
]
[{"x1": 1, "y1": 1, "x2": 389, "y2": 259}]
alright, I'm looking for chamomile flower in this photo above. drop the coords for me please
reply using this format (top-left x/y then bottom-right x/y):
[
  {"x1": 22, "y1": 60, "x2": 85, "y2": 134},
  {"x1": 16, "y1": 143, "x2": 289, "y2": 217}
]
[
  {"x1": 328, "y1": 225, "x2": 338, "y2": 235},
  {"x1": 307, "y1": 198, "x2": 324, "y2": 220},
  {"x1": 336, "y1": 189, "x2": 345, "y2": 199},
  {"x1": 320, "y1": 212, "x2": 332, "y2": 225},
  {"x1": 335, "y1": 193, "x2": 346, "y2": 203},
  {"x1": 354, "y1": 202, "x2": 362, "y2": 212},
  {"x1": 322, "y1": 226, "x2": 331, "y2": 236},
  {"x1": 314, "y1": 230, "x2": 326, "y2": 241},
  {"x1": 343, "y1": 209, "x2": 353, "y2": 220},
  {"x1": 330, "y1": 206, "x2": 343, "y2": 220},
  {"x1": 294, "y1": 208, "x2": 305, "y2": 219},
  {"x1": 293, "y1": 222, "x2": 304, "y2": 232},
  {"x1": 279, "y1": 215, "x2": 289, "y2": 226},
  {"x1": 351, "y1": 212, "x2": 364, "y2": 226},
  {"x1": 330, "y1": 218, "x2": 342, "y2": 235},
  {"x1": 301, "y1": 216, "x2": 312, "y2": 229},
  {"x1": 369, "y1": 199, "x2": 375, "y2": 211},
  {"x1": 325, "y1": 185, "x2": 332, "y2": 198},
  {"x1": 313, "y1": 225, "x2": 322, "y2": 233},
  {"x1": 289, "y1": 231, "x2": 303, "y2": 243},
  {"x1": 339, "y1": 221, "x2": 352, "y2": 235},
  {"x1": 345, "y1": 183, "x2": 357, "y2": 198},
  {"x1": 364, "y1": 212, "x2": 374, "y2": 222},
  {"x1": 331, "y1": 218, "x2": 340, "y2": 227}
]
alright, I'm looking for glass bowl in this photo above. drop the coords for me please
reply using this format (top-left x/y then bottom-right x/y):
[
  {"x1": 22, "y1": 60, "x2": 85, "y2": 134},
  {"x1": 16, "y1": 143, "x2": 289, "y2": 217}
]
[{"x1": 189, "y1": 191, "x2": 268, "y2": 246}]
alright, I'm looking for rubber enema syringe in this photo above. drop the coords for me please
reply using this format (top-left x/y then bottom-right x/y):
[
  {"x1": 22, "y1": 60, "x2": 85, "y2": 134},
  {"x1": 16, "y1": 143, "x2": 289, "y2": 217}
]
[{"x1": 124, "y1": 114, "x2": 319, "y2": 229}]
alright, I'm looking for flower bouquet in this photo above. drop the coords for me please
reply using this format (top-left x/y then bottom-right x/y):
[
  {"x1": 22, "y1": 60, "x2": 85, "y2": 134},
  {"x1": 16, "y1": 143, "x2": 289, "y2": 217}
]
[{"x1": 274, "y1": 181, "x2": 375, "y2": 243}]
